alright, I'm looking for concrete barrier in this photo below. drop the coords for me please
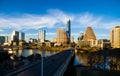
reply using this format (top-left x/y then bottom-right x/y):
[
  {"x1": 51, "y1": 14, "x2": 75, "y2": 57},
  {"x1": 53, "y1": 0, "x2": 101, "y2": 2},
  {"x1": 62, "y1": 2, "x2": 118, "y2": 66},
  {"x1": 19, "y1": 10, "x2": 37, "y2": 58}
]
[{"x1": 54, "y1": 50, "x2": 74, "y2": 76}]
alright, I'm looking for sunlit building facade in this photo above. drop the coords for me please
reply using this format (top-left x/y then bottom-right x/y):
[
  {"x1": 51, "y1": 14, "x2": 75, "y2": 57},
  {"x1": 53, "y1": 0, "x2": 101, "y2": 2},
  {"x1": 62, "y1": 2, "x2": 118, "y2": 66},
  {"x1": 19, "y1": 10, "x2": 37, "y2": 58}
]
[
  {"x1": 38, "y1": 30, "x2": 46, "y2": 42},
  {"x1": 57, "y1": 28, "x2": 68, "y2": 44},
  {"x1": 78, "y1": 32, "x2": 84, "y2": 41},
  {"x1": 83, "y1": 27, "x2": 96, "y2": 41},
  {"x1": 110, "y1": 26, "x2": 120, "y2": 48},
  {"x1": 11, "y1": 31, "x2": 19, "y2": 42},
  {"x1": 19, "y1": 32, "x2": 25, "y2": 41}
]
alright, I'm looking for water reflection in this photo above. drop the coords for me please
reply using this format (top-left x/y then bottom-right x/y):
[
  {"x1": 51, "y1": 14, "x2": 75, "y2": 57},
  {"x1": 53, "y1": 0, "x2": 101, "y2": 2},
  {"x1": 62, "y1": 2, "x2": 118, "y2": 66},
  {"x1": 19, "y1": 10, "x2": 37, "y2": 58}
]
[
  {"x1": 8, "y1": 49, "x2": 57, "y2": 58},
  {"x1": 75, "y1": 51, "x2": 120, "y2": 71},
  {"x1": 75, "y1": 52, "x2": 89, "y2": 66}
]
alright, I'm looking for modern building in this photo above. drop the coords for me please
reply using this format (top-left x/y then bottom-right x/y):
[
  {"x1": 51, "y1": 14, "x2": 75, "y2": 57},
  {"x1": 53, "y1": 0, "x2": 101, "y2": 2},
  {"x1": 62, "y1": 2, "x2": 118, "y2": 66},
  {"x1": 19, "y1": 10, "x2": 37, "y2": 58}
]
[
  {"x1": 19, "y1": 32, "x2": 25, "y2": 46},
  {"x1": 77, "y1": 39, "x2": 110, "y2": 49},
  {"x1": 5, "y1": 36, "x2": 8, "y2": 43},
  {"x1": 29, "y1": 38, "x2": 38, "y2": 44},
  {"x1": 38, "y1": 30, "x2": 46, "y2": 42},
  {"x1": 78, "y1": 32, "x2": 84, "y2": 41},
  {"x1": 56, "y1": 28, "x2": 68, "y2": 44},
  {"x1": 19, "y1": 32, "x2": 25, "y2": 41},
  {"x1": 11, "y1": 31, "x2": 19, "y2": 42},
  {"x1": 83, "y1": 27, "x2": 96, "y2": 41},
  {"x1": 90, "y1": 39, "x2": 110, "y2": 49},
  {"x1": 11, "y1": 31, "x2": 19, "y2": 46},
  {"x1": 71, "y1": 36, "x2": 74, "y2": 43},
  {"x1": 110, "y1": 26, "x2": 120, "y2": 48},
  {"x1": 76, "y1": 40, "x2": 91, "y2": 48},
  {"x1": 52, "y1": 37, "x2": 57, "y2": 43},
  {"x1": 66, "y1": 19, "x2": 71, "y2": 43},
  {"x1": 0, "y1": 36, "x2": 8, "y2": 45}
]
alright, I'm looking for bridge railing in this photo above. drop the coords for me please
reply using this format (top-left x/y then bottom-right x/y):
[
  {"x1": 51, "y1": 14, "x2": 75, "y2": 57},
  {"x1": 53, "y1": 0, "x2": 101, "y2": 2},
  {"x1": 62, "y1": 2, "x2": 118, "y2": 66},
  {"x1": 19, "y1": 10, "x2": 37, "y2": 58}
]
[{"x1": 54, "y1": 50, "x2": 74, "y2": 76}]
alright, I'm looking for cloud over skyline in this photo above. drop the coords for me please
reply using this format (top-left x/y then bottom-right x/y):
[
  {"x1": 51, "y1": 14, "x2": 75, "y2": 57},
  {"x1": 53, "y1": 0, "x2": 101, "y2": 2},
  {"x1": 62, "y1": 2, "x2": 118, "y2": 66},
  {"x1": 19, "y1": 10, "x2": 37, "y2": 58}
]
[{"x1": 0, "y1": 9, "x2": 120, "y2": 40}]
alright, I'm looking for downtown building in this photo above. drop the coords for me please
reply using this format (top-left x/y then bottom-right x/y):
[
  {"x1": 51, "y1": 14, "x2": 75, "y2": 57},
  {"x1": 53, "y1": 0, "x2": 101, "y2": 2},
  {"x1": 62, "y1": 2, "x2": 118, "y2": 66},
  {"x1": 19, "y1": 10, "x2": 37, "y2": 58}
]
[
  {"x1": 83, "y1": 27, "x2": 96, "y2": 41},
  {"x1": 11, "y1": 31, "x2": 25, "y2": 46},
  {"x1": 38, "y1": 30, "x2": 46, "y2": 43},
  {"x1": 77, "y1": 26, "x2": 110, "y2": 49},
  {"x1": 19, "y1": 32, "x2": 25, "y2": 46},
  {"x1": 77, "y1": 26, "x2": 96, "y2": 48},
  {"x1": 66, "y1": 19, "x2": 71, "y2": 43},
  {"x1": 110, "y1": 26, "x2": 120, "y2": 48},
  {"x1": 78, "y1": 32, "x2": 84, "y2": 41},
  {"x1": 56, "y1": 28, "x2": 68, "y2": 44},
  {"x1": 56, "y1": 19, "x2": 71, "y2": 44},
  {"x1": 19, "y1": 32, "x2": 25, "y2": 41},
  {"x1": 0, "y1": 36, "x2": 8, "y2": 45},
  {"x1": 11, "y1": 31, "x2": 19, "y2": 42}
]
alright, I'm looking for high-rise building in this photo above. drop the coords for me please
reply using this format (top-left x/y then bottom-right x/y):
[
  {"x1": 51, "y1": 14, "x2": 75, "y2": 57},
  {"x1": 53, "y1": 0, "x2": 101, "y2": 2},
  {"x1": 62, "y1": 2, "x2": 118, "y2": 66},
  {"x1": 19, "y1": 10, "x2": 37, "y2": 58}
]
[
  {"x1": 57, "y1": 28, "x2": 68, "y2": 44},
  {"x1": 19, "y1": 32, "x2": 25, "y2": 41},
  {"x1": 66, "y1": 19, "x2": 71, "y2": 43},
  {"x1": 78, "y1": 32, "x2": 84, "y2": 40},
  {"x1": 5, "y1": 36, "x2": 8, "y2": 43},
  {"x1": 0, "y1": 36, "x2": 7, "y2": 44},
  {"x1": 83, "y1": 27, "x2": 96, "y2": 41},
  {"x1": 11, "y1": 31, "x2": 19, "y2": 42},
  {"x1": 38, "y1": 30, "x2": 46, "y2": 42},
  {"x1": 71, "y1": 36, "x2": 74, "y2": 43},
  {"x1": 110, "y1": 26, "x2": 120, "y2": 48},
  {"x1": 29, "y1": 38, "x2": 38, "y2": 44}
]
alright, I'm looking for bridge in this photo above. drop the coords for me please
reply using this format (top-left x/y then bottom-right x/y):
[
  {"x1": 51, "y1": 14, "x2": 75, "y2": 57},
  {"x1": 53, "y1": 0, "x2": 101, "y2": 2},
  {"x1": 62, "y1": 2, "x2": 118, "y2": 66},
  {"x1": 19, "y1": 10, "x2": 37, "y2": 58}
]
[{"x1": 6, "y1": 49, "x2": 74, "y2": 76}]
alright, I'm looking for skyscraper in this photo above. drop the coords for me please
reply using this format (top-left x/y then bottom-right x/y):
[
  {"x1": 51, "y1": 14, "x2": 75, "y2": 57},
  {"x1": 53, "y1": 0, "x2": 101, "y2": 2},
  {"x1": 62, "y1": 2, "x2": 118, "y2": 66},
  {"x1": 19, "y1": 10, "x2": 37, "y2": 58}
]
[
  {"x1": 38, "y1": 30, "x2": 46, "y2": 42},
  {"x1": 110, "y1": 26, "x2": 120, "y2": 48},
  {"x1": 57, "y1": 28, "x2": 68, "y2": 44},
  {"x1": 11, "y1": 31, "x2": 19, "y2": 42},
  {"x1": 71, "y1": 36, "x2": 74, "y2": 43},
  {"x1": 0, "y1": 36, "x2": 8, "y2": 44},
  {"x1": 83, "y1": 27, "x2": 96, "y2": 41},
  {"x1": 19, "y1": 32, "x2": 25, "y2": 41},
  {"x1": 78, "y1": 32, "x2": 84, "y2": 40},
  {"x1": 66, "y1": 19, "x2": 71, "y2": 43}
]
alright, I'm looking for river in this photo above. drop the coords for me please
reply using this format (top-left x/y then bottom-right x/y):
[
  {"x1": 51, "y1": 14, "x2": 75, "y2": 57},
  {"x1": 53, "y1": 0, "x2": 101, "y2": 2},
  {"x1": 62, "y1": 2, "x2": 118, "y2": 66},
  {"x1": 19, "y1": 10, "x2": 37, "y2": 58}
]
[{"x1": 74, "y1": 51, "x2": 120, "y2": 71}]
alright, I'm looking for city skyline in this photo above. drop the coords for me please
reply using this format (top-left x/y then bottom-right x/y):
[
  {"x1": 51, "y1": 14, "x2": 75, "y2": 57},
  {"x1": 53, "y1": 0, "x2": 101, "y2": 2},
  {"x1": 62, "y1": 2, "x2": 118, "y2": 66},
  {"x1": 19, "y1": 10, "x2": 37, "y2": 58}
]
[{"x1": 0, "y1": 0, "x2": 120, "y2": 41}]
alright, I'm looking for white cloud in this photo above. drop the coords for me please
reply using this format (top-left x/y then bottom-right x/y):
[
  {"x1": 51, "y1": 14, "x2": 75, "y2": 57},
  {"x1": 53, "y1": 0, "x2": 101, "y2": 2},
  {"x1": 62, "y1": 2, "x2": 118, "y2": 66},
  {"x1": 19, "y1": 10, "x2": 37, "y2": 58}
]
[
  {"x1": 0, "y1": 9, "x2": 74, "y2": 31},
  {"x1": 0, "y1": 9, "x2": 120, "y2": 31},
  {"x1": 76, "y1": 13, "x2": 102, "y2": 27},
  {"x1": 46, "y1": 32, "x2": 56, "y2": 35},
  {"x1": 26, "y1": 32, "x2": 56, "y2": 36},
  {"x1": 0, "y1": 9, "x2": 120, "y2": 40},
  {"x1": 0, "y1": 29, "x2": 4, "y2": 32},
  {"x1": 26, "y1": 33, "x2": 38, "y2": 36}
]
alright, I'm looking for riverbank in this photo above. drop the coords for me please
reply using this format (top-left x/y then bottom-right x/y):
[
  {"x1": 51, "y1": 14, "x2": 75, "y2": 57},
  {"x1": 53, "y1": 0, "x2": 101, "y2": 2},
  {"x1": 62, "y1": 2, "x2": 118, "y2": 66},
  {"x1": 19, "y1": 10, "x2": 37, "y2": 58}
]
[{"x1": 75, "y1": 65, "x2": 120, "y2": 76}]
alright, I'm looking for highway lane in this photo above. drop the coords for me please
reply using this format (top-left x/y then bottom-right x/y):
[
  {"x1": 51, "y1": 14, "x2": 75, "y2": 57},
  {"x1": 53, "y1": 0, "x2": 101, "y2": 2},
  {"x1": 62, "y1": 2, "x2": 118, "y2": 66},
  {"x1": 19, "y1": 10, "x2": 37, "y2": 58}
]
[
  {"x1": 7, "y1": 50, "x2": 73, "y2": 76},
  {"x1": 44, "y1": 50, "x2": 71, "y2": 76}
]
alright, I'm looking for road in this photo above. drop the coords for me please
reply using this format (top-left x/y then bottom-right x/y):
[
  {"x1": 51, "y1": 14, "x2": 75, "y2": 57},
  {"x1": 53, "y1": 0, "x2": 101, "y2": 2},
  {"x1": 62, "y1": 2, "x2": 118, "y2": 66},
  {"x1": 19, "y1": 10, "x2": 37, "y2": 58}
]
[{"x1": 6, "y1": 50, "x2": 73, "y2": 76}]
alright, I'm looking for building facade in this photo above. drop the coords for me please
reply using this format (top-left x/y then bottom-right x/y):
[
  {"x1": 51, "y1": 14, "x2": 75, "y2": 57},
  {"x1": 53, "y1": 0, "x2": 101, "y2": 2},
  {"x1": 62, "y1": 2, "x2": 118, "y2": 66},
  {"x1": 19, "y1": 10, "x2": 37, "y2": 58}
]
[
  {"x1": 83, "y1": 27, "x2": 96, "y2": 41},
  {"x1": 110, "y1": 26, "x2": 120, "y2": 48},
  {"x1": 90, "y1": 39, "x2": 110, "y2": 49},
  {"x1": 19, "y1": 32, "x2": 25, "y2": 41},
  {"x1": 78, "y1": 32, "x2": 84, "y2": 41},
  {"x1": 66, "y1": 19, "x2": 71, "y2": 43},
  {"x1": 0, "y1": 36, "x2": 8, "y2": 44},
  {"x1": 38, "y1": 30, "x2": 46, "y2": 42},
  {"x1": 11, "y1": 31, "x2": 19, "y2": 42},
  {"x1": 57, "y1": 28, "x2": 68, "y2": 44}
]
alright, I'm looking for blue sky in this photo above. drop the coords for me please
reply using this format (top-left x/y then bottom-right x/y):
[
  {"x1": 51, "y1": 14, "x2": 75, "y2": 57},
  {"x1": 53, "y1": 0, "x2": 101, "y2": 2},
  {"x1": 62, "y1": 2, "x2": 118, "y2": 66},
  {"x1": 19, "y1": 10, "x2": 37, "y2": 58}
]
[{"x1": 0, "y1": 0, "x2": 120, "y2": 41}]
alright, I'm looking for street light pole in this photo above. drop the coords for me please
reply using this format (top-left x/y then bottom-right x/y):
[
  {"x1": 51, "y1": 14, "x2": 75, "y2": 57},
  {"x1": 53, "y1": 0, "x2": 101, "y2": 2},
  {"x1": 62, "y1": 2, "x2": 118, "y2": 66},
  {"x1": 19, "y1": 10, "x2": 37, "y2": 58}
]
[
  {"x1": 41, "y1": 43, "x2": 45, "y2": 76},
  {"x1": 41, "y1": 49, "x2": 43, "y2": 76}
]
